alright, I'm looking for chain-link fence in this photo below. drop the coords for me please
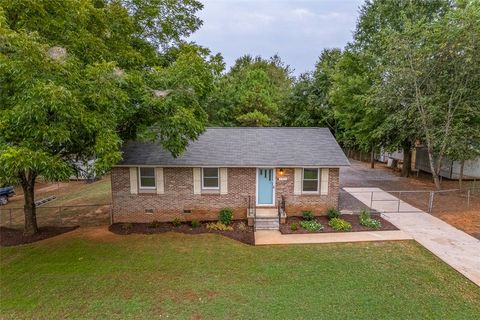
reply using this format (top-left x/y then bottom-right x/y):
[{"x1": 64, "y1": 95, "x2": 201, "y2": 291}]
[
  {"x1": 430, "y1": 188, "x2": 479, "y2": 214},
  {"x1": 3, "y1": 187, "x2": 478, "y2": 229},
  {"x1": 0, "y1": 204, "x2": 112, "y2": 229},
  {"x1": 340, "y1": 187, "x2": 480, "y2": 214}
]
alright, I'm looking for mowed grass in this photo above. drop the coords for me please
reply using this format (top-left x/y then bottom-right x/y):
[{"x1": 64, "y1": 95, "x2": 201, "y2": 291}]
[
  {"x1": 1, "y1": 231, "x2": 479, "y2": 319},
  {"x1": 53, "y1": 178, "x2": 111, "y2": 206}
]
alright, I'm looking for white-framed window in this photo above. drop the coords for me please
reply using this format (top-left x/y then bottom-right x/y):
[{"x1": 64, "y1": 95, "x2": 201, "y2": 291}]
[
  {"x1": 138, "y1": 167, "x2": 156, "y2": 189},
  {"x1": 302, "y1": 168, "x2": 319, "y2": 193},
  {"x1": 202, "y1": 167, "x2": 219, "y2": 189}
]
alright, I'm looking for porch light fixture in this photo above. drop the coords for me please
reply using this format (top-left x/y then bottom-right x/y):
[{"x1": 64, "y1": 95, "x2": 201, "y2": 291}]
[{"x1": 278, "y1": 168, "x2": 285, "y2": 176}]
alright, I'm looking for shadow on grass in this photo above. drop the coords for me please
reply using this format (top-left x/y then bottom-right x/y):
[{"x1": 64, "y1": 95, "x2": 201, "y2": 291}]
[{"x1": 0, "y1": 226, "x2": 79, "y2": 247}]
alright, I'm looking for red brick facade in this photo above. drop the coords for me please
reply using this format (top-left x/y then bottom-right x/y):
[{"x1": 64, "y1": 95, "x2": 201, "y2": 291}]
[
  {"x1": 276, "y1": 168, "x2": 339, "y2": 215},
  {"x1": 111, "y1": 167, "x2": 340, "y2": 223}
]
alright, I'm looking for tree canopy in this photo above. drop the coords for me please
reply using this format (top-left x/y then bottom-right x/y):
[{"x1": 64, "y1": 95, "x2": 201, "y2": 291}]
[
  {"x1": 279, "y1": 0, "x2": 480, "y2": 183},
  {"x1": 376, "y1": 1, "x2": 480, "y2": 187},
  {"x1": 207, "y1": 55, "x2": 293, "y2": 127},
  {"x1": 2, "y1": 0, "x2": 480, "y2": 236},
  {"x1": 282, "y1": 49, "x2": 341, "y2": 134},
  {"x1": 0, "y1": 0, "x2": 222, "y2": 234}
]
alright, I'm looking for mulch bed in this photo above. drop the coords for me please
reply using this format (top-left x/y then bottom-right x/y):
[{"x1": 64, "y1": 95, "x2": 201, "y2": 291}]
[
  {"x1": 0, "y1": 226, "x2": 78, "y2": 247},
  {"x1": 280, "y1": 214, "x2": 398, "y2": 234},
  {"x1": 109, "y1": 220, "x2": 254, "y2": 245}
]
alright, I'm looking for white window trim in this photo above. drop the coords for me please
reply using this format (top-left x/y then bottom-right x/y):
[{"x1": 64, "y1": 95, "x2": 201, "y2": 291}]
[
  {"x1": 138, "y1": 167, "x2": 156, "y2": 190},
  {"x1": 202, "y1": 167, "x2": 220, "y2": 190},
  {"x1": 302, "y1": 168, "x2": 319, "y2": 193}
]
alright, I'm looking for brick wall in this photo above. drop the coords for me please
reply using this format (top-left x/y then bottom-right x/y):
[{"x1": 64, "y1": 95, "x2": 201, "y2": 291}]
[
  {"x1": 111, "y1": 167, "x2": 340, "y2": 223},
  {"x1": 275, "y1": 168, "x2": 339, "y2": 216}
]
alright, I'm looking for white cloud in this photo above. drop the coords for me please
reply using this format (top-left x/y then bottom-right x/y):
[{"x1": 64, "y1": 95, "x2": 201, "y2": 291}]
[
  {"x1": 189, "y1": 0, "x2": 364, "y2": 75},
  {"x1": 291, "y1": 8, "x2": 315, "y2": 19},
  {"x1": 247, "y1": 13, "x2": 275, "y2": 25}
]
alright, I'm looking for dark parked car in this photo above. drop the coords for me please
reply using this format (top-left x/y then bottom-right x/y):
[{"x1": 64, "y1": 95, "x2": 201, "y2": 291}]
[{"x1": 0, "y1": 186, "x2": 15, "y2": 205}]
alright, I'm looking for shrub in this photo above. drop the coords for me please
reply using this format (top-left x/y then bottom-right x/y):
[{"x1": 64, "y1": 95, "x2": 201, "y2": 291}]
[
  {"x1": 359, "y1": 209, "x2": 381, "y2": 229},
  {"x1": 191, "y1": 219, "x2": 201, "y2": 228},
  {"x1": 172, "y1": 218, "x2": 182, "y2": 227},
  {"x1": 148, "y1": 220, "x2": 161, "y2": 228},
  {"x1": 121, "y1": 223, "x2": 132, "y2": 233},
  {"x1": 302, "y1": 211, "x2": 315, "y2": 221},
  {"x1": 362, "y1": 218, "x2": 381, "y2": 229},
  {"x1": 300, "y1": 220, "x2": 323, "y2": 232},
  {"x1": 290, "y1": 223, "x2": 299, "y2": 231},
  {"x1": 359, "y1": 208, "x2": 371, "y2": 221},
  {"x1": 219, "y1": 208, "x2": 233, "y2": 225},
  {"x1": 326, "y1": 208, "x2": 340, "y2": 220},
  {"x1": 328, "y1": 218, "x2": 352, "y2": 231},
  {"x1": 237, "y1": 221, "x2": 247, "y2": 232},
  {"x1": 206, "y1": 221, "x2": 233, "y2": 231}
]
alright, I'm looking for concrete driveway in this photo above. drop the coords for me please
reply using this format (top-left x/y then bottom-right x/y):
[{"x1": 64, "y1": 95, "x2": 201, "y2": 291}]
[
  {"x1": 340, "y1": 159, "x2": 432, "y2": 190},
  {"x1": 338, "y1": 160, "x2": 421, "y2": 213},
  {"x1": 339, "y1": 160, "x2": 480, "y2": 239}
]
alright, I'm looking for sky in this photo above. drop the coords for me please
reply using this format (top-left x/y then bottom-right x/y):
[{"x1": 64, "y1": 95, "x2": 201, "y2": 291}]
[{"x1": 188, "y1": 0, "x2": 364, "y2": 76}]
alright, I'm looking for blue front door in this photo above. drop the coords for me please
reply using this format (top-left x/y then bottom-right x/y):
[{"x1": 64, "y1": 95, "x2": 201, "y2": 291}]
[{"x1": 257, "y1": 168, "x2": 274, "y2": 205}]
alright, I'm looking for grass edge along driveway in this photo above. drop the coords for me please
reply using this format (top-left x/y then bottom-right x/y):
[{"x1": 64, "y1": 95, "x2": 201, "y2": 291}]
[{"x1": 1, "y1": 229, "x2": 479, "y2": 319}]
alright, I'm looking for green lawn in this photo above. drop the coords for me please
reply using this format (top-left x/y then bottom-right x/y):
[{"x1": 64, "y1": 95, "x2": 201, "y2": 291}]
[
  {"x1": 1, "y1": 232, "x2": 479, "y2": 319},
  {"x1": 53, "y1": 178, "x2": 111, "y2": 206}
]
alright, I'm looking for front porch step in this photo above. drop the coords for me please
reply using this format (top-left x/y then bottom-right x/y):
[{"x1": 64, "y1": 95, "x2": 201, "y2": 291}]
[
  {"x1": 255, "y1": 217, "x2": 279, "y2": 231},
  {"x1": 255, "y1": 208, "x2": 278, "y2": 217}
]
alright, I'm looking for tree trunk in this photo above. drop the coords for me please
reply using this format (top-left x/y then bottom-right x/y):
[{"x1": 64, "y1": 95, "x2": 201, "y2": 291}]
[
  {"x1": 20, "y1": 171, "x2": 38, "y2": 235},
  {"x1": 459, "y1": 159, "x2": 465, "y2": 189},
  {"x1": 401, "y1": 141, "x2": 412, "y2": 177},
  {"x1": 370, "y1": 147, "x2": 375, "y2": 169},
  {"x1": 426, "y1": 147, "x2": 441, "y2": 190}
]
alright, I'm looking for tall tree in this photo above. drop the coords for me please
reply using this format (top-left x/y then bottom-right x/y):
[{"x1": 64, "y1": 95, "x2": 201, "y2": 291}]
[
  {"x1": 329, "y1": 49, "x2": 383, "y2": 168},
  {"x1": 119, "y1": 0, "x2": 204, "y2": 49},
  {"x1": 352, "y1": 0, "x2": 453, "y2": 175},
  {"x1": 282, "y1": 48, "x2": 341, "y2": 135},
  {"x1": 0, "y1": 0, "x2": 221, "y2": 234},
  {"x1": 207, "y1": 55, "x2": 293, "y2": 126},
  {"x1": 445, "y1": 113, "x2": 480, "y2": 188},
  {"x1": 378, "y1": 1, "x2": 480, "y2": 189}
]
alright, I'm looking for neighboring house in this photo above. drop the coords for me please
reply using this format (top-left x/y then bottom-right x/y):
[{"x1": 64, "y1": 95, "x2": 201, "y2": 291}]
[
  {"x1": 111, "y1": 127, "x2": 350, "y2": 227},
  {"x1": 377, "y1": 149, "x2": 404, "y2": 163},
  {"x1": 377, "y1": 145, "x2": 480, "y2": 180},
  {"x1": 415, "y1": 147, "x2": 480, "y2": 179},
  {"x1": 377, "y1": 148, "x2": 418, "y2": 172}
]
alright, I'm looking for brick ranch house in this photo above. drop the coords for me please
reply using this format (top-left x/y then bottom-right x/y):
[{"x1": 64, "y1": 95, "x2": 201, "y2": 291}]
[{"x1": 111, "y1": 127, "x2": 350, "y2": 227}]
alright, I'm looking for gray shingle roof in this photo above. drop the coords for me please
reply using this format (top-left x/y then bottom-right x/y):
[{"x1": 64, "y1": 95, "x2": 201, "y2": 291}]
[{"x1": 117, "y1": 127, "x2": 350, "y2": 167}]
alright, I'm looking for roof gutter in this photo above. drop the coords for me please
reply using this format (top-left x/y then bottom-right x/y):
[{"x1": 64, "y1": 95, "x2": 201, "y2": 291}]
[{"x1": 112, "y1": 164, "x2": 350, "y2": 168}]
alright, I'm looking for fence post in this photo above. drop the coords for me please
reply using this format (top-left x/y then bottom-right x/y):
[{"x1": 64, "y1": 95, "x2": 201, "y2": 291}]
[
  {"x1": 467, "y1": 189, "x2": 471, "y2": 208},
  {"x1": 428, "y1": 191, "x2": 434, "y2": 214},
  {"x1": 370, "y1": 191, "x2": 373, "y2": 208},
  {"x1": 398, "y1": 191, "x2": 402, "y2": 212},
  {"x1": 9, "y1": 208, "x2": 12, "y2": 227},
  {"x1": 110, "y1": 205, "x2": 113, "y2": 225}
]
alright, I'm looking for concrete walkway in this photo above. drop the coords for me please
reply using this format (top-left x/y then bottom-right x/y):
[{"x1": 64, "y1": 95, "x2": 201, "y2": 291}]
[
  {"x1": 344, "y1": 187, "x2": 480, "y2": 287},
  {"x1": 255, "y1": 230, "x2": 412, "y2": 245}
]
